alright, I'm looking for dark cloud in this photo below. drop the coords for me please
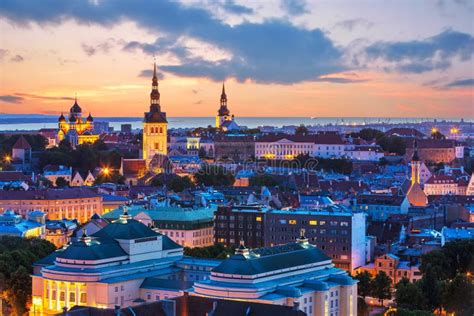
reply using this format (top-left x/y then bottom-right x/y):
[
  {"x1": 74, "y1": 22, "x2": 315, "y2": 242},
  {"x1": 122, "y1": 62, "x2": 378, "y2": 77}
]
[
  {"x1": 314, "y1": 77, "x2": 368, "y2": 84},
  {"x1": 221, "y1": 0, "x2": 253, "y2": 15},
  {"x1": 81, "y1": 39, "x2": 116, "y2": 56},
  {"x1": 0, "y1": 95, "x2": 23, "y2": 103},
  {"x1": 0, "y1": 0, "x2": 342, "y2": 83},
  {"x1": 280, "y1": 0, "x2": 309, "y2": 16},
  {"x1": 138, "y1": 69, "x2": 165, "y2": 80},
  {"x1": 334, "y1": 18, "x2": 373, "y2": 31},
  {"x1": 0, "y1": 0, "x2": 344, "y2": 83},
  {"x1": 10, "y1": 54, "x2": 24, "y2": 62},
  {"x1": 445, "y1": 78, "x2": 474, "y2": 87},
  {"x1": 365, "y1": 30, "x2": 474, "y2": 73},
  {"x1": 15, "y1": 93, "x2": 74, "y2": 101}
]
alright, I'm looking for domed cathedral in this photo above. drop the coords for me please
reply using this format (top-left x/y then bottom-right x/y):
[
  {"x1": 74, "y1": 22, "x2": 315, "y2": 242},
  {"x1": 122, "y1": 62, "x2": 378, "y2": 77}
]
[
  {"x1": 142, "y1": 62, "x2": 168, "y2": 165},
  {"x1": 215, "y1": 83, "x2": 239, "y2": 131},
  {"x1": 57, "y1": 97, "x2": 99, "y2": 147}
]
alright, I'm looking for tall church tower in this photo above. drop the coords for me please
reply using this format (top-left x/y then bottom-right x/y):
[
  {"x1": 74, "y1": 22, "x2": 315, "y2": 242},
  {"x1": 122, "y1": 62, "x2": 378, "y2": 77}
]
[
  {"x1": 142, "y1": 62, "x2": 168, "y2": 163},
  {"x1": 411, "y1": 138, "x2": 421, "y2": 185},
  {"x1": 215, "y1": 83, "x2": 232, "y2": 128}
]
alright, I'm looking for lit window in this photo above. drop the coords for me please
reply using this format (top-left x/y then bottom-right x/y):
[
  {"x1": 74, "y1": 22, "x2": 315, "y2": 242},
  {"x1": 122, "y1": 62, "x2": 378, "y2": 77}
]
[
  {"x1": 256, "y1": 216, "x2": 262, "y2": 222},
  {"x1": 309, "y1": 220, "x2": 317, "y2": 225},
  {"x1": 289, "y1": 219, "x2": 297, "y2": 225}
]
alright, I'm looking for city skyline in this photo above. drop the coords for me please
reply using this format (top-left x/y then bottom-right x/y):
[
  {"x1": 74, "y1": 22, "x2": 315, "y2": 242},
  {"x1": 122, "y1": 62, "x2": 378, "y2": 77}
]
[{"x1": 1, "y1": 0, "x2": 473, "y2": 118}]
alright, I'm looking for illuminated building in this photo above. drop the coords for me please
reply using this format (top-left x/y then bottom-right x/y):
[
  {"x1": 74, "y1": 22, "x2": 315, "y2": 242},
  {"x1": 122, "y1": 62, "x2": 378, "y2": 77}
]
[
  {"x1": 0, "y1": 210, "x2": 45, "y2": 238},
  {"x1": 31, "y1": 208, "x2": 219, "y2": 314},
  {"x1": 215, "y1": 83, "x2": 239, "y2": 131},
  {"x1": 355, "y1": 254, "x2": 421, "y2": 285},
  {"x1": 57, "y1": 97, "x2": 99, "y2": 147},
  {"x1": 405, "y1": 139, "x2": 428, "y2": 207},
  {"x1": 142, "y1": 62, "x2": 168, "y2": 164},
  {"x1": 103, "y1": 205, "x2": 215, "y2": 248},
  {"x1": 0, "y1": 188, "x2": 102, "y2": 223},
  {"x1": 192, "y1": 234, "x2": 358, "y2": 316}
]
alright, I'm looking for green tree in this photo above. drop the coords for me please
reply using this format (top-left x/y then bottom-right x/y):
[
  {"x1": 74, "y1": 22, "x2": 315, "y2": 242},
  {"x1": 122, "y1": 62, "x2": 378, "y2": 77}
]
[
  {"x1": 372, "y1": 271, "x2": 392, "y2": 306},
  {"x1": 168, "y1": 176, "x2": 194, "y2": 192},
  {"x1": 295, "y1": 124, "x2": 309, "y2": 136},
  {"x1": 194, "y1": 165, "x2": 235, "y2": 187},
  {"x1": 55, "y1": 176, "x2": 69, "y2": 188},
  {"x1": 395, "y1": 278, "x2": 426, "y2": 310},
  {"x1": 249, "y1": 174, "x2": 279, "y2": 187},
  {"x1": 442, "y1": 274, "x2": 474, "y2": 316},
  {"x1": 354, "y1": 271, "x2": 373, "y2": 299},
  {"x1": 431, "y1": 130, "x2": 446, "y2": 140},
  {"x1": 358, "y1": 128, "x2": 385, "y2": 141},
  {"x1": 420, "y1": 264, "x2": 441, "y2": 312},
  {"x1": 4, "y1": 266, "x2": 31, "y2": 316},
  {"x1": 94, "y1": 170, "x2": 125, "y2": 185}
]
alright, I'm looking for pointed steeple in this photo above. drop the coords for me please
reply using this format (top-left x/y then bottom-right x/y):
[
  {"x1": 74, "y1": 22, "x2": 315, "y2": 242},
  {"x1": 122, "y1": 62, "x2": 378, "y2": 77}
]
[
  {"x1": 218, "y1": 82, "x2": 230, "y2": 115},
  {"x1": 150, "y1": 60, "x2": 160, "y2": 112},
  {"x1": 412, "y1": 138, "x2": 420, "y2": 162}
]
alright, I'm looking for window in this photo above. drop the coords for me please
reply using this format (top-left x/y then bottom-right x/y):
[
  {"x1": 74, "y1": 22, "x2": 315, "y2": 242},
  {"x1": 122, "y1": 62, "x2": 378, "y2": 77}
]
[
  {"x1": 60, "y1": 292, "x2": 65, "y2": 301},
  {"x1": 80, "y1": 293, "x2": 87, "y2": 303},
  {"x1": 289, "y1": 219, "x2": 297, "y2": 225},
  {"x1": 115, "y1": 297, "x2": 119, "y2": 305},
  {"x1": 69, "y1": 292, "x2": 75, "y2": 303},
  {"x1": 115, "y1": 286, "x2": 118, "y2": 292},
  {"x1": 256, "y1": 216, "x2": 262, "y2": 222}
]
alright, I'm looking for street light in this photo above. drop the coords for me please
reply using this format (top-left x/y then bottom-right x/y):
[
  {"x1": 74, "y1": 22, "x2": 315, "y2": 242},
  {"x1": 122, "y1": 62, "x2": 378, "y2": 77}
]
[
  {"x1": 4, "y1": 155, "x2": 11, "y2": 163},
  {"x1": 102, "y1": 167, "x2": 110, "y2": 176}
]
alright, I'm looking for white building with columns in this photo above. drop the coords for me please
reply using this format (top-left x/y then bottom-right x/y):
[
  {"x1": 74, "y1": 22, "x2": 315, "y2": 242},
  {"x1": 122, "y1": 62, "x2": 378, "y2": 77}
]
[
  {"x1": 31, "y1": 208, "x2": 219, "y2": 315},
  {"x1": 192, "y1": 234, "x2": 358, "y2": 316}
]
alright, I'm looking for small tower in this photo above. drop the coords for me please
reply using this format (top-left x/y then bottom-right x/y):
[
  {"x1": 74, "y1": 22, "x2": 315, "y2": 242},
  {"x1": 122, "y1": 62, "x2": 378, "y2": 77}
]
[
  {"x1": 411, "y1": 138, "x2": 421, "y2": 185},
  {"x1": 216, "y1": 82, "x2": 232, "y2": 128},
  {"x1": 235, "y1": 239, "x2": 250, "y2": 257},
  {"x1": 143, "y1": 61, "x2": 168, "y2": 164}
]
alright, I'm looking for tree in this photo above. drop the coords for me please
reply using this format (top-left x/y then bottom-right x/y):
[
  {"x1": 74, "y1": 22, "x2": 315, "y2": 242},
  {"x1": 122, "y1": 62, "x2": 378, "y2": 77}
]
[
  {"x1": 377, "y1": 136, "x2": 406, "y2": 155},
  {"x1": 94, "y1": 170, "x2": 125, "y2": 185},
  {"x1": 395, "y1": 278, "x2": 426, "y2": 310},
  {"x1": 168, "y1": 176, "x2": 194, "y2": 192},
  {"x1": 431, "y1": 130, "x2": 446, "y2": 140},
  {"x1": 357, "y1": 297, "x2": 369, "y2": 316},
  {"x1": 354, "y1": 271, "x2": 372, "y2": 299},
  {"x1": 357, "y1": 128, "x2": 385, "y2": 141},
  {"x1": 295, "y1": 124, "x2": 309, "y2": 136},
  {"x1": 184, "y1": 244, "x2": 235, "y2": 259},
  {"x1": 55, "y1": 176, "x2": 69, "y2": 188},
  {"x1": 198, "y1": 147, "x2": 207, "y2": 159},
  {"x1": 371, "y1": 271, "x2": 392, "y2": 306},
  {"x1": 420, "y1": 264, "x2": 441, "y2": 312},
  {"x1": 194, "y1": 165, "x2": 235, "y2": 187},
  {"x1": 442, "y1": 274, "x2": 474, "y2": 316},
  {"x1": 249, "y1": 174, "x2": 279, "y2": 187},
  {"x1": 0, "y1": 237, "x2": 55, "y2": 315}
]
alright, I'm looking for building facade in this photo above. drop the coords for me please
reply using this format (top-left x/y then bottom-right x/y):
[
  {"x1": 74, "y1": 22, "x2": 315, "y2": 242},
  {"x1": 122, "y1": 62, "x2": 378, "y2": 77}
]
[
  {"x1": 264, "y1": 206, "x2": 367, "y2": 272},
  {"x1": 0, "y1": 188, "x2": 102, "y2": 223},
  {"x1": 103, "y1": 205, "x2": 215, "y2": 248},
  {"x1": 31, "y1": 210, "x2": 220, "y2": 314},
  {"x1": 214, "y1": 205, "x2": 266, "y2": 249},
  {"x1": 214, "y1": 135, "x2": 255, "y2": 161},
  {"x1": 193, "y1": 235, "x2": 358, "y2": 316}
]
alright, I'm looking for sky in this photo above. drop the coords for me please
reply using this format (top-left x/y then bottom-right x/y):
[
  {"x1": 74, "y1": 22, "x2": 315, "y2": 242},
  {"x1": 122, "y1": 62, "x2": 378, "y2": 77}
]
[{"x1": 0, "y1": 0, "x2": 473, "y2": 118}]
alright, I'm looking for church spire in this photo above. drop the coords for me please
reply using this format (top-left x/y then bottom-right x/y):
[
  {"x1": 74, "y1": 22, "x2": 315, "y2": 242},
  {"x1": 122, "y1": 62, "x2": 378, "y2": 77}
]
[
  {"x1": 150, "y1": 60, "x2": 160, "y2": 112},
  {"x1": 220, "y1": 82, "x2": 227, "y2": 108}
]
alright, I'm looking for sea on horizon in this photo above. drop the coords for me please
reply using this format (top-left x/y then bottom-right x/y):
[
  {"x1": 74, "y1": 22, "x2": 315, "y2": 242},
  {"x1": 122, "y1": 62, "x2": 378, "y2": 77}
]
[{"x1": 0, "y1": 114, "x2": 471, "y2": 132}]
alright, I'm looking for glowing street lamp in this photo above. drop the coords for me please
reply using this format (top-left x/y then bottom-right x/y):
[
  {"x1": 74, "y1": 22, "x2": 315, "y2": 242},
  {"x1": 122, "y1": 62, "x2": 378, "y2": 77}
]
[
  {"x1": 450, "y1": 127, "x2": 459, "y2": 135},
  {"x1": 431, "y1": 127, "x2": 438, "y2": 134},
  {"x1": 102, "y1": 167, "x2": 110, "y2": 176},
  {"x1": 4, "y1": 155, "x2": 11, "y2": 163}
]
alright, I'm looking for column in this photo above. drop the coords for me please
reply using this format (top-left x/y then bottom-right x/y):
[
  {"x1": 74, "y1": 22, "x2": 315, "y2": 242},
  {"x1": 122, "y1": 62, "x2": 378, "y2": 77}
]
[
  {"x1": 48, "y1": 280, "x2": 53, "y2": 310},
  {"x1": 56, "y1": 282, "x2": 60, "y2": 311},
  {"x1": 75, "y1": 284, "x2": 79, "y2": 306},
  {"x1": 66, "y1": 282, "x2": 70, "y2": 308}
]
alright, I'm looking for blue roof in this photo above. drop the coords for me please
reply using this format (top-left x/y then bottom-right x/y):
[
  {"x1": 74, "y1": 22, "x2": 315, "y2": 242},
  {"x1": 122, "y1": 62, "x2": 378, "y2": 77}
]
[
  {"x1": 57, "y1": 238, "x2": 127, "y2": 261},
  {"x1": 212, "y1": 243, "x2": 331, "y2": 275},
  {"x1": 141, "y1": 278, "x2": 194, "y2": 291},
  {"x1": 103, "y1": 205, "x2": 215, "y2": 223}
]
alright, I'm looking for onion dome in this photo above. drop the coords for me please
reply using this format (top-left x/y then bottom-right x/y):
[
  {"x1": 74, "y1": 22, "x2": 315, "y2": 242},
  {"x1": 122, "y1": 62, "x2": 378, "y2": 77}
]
[
  {"x1": 70, "y1": 97, "x2": 82, "y2": 114},
  {"x1": 58, "y1": 113, "x2": 66, "y2": 122},
  {"x1": 87, "y1": 112, "x2": 94, "y2": 122},
  {"x1": 69, "y1": 114, "x2": 77, "y2": 123}
]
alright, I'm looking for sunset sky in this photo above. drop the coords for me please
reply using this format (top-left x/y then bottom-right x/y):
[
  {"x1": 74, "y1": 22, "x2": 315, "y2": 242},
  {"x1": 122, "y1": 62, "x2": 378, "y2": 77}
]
[{"x1": 0, "y1": 0, "x2": 473, "y2": 118}]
